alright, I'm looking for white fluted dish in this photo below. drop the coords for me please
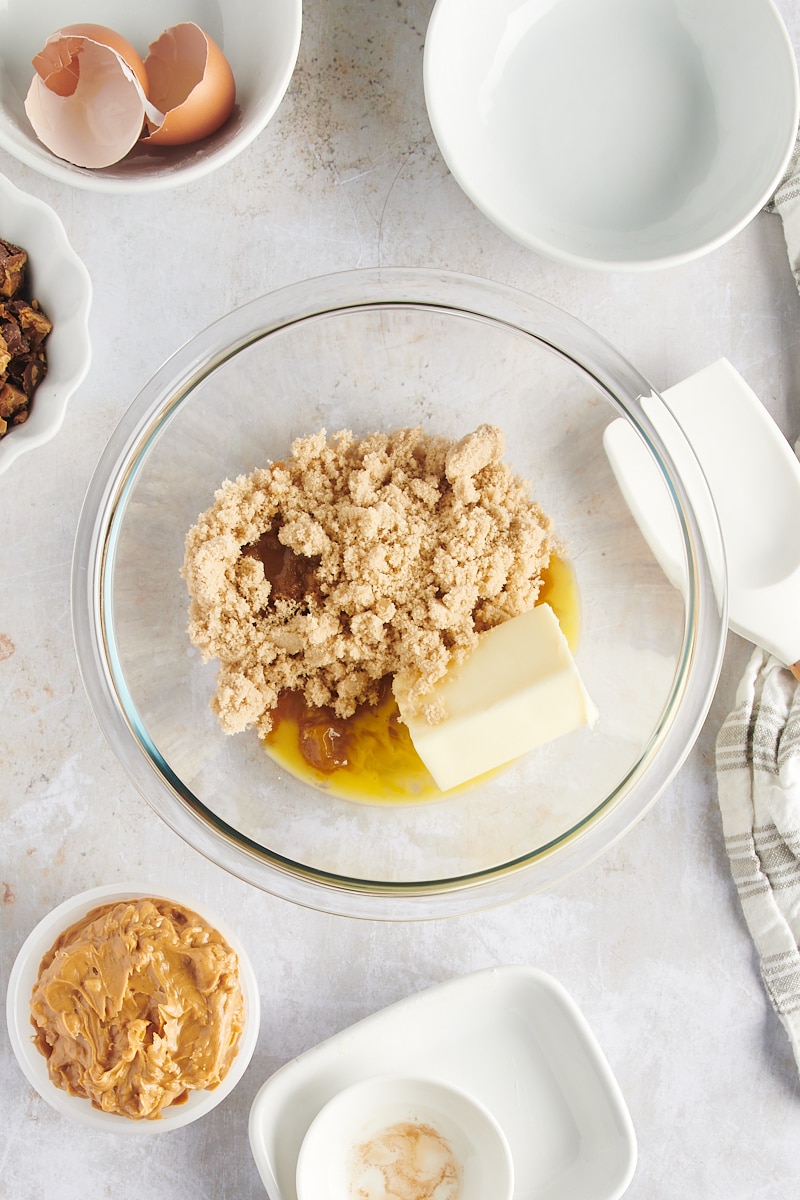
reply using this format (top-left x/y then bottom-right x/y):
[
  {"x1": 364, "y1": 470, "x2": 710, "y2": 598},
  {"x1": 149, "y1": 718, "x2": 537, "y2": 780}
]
[{"x1": 0, "y1": 173, "x2": 91, "y2": 475}]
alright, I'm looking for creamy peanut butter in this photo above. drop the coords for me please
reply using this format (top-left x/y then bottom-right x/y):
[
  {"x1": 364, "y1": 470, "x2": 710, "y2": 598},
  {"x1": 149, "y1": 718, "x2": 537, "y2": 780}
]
[{"x1": 29, "y1": 897, "x2": 245, "y2": 1120}]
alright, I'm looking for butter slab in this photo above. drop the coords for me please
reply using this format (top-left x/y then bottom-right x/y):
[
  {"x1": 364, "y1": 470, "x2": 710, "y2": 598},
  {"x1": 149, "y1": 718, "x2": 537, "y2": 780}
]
[{"x1": 395, "y1": 603, "x2": 597, "y2": 791}]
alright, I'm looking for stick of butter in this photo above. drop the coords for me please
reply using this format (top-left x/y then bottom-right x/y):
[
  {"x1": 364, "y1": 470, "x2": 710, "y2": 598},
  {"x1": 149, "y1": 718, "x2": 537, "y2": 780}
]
[{"x1": 394, "y1": 603, "x2": 598, "y2": 792}]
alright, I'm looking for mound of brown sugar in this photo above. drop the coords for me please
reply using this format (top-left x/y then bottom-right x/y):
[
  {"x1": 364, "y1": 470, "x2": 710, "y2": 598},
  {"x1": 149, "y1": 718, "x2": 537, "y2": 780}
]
[{"x1": 182, "y1": 424, "x2": 554, "y2": 736}]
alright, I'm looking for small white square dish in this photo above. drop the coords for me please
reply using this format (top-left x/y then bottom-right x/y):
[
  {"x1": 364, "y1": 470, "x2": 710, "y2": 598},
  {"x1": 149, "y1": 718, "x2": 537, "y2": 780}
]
[{"x1": 249, "y1": 965, "x2": 636, "y2": 1200}]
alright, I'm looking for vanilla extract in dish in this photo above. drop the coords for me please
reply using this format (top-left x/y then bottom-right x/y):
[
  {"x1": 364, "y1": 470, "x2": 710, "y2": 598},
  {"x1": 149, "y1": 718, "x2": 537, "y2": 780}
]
[
  {"x1": 348, "y1": 1120, "x2": 462, "y2": 1200},
  {"x1": 241, "y1": 523, "x2": 322, "y2": 605}
]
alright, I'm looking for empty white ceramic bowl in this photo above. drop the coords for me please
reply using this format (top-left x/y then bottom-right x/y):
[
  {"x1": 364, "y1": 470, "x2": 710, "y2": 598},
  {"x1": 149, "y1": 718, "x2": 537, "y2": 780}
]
[
  {"x1": 295, "y1": 1076, "x2": 514, "y2": 1200},
  {"x1": 0, "y1": 0, "x2": 301, "y2": 191},
  {"x1": 424, "y1": 0, "x2": 799, "y2": 270},
  {"x1": 6, "y1": 883, "x2": 260, "y2": 1133},
  {"x1": 0, "y1": 172, "x2": 92, "y2": 476}
]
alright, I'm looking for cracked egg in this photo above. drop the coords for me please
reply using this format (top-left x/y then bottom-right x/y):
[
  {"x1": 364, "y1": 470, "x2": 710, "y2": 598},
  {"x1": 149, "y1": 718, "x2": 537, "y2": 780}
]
[{"x1": 25, "y1": 21, "x2": 236, "y2": 169}]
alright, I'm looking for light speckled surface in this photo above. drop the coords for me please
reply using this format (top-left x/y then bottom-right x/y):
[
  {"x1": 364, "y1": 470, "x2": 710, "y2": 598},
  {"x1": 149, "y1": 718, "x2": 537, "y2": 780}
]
[{"x1": 2, "y1": 3, "x2": 800, "y2": 1197}]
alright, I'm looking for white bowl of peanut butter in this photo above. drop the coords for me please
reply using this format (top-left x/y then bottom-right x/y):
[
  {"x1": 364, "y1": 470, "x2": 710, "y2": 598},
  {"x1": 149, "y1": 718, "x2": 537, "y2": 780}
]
[{"x1": 6, "y1": 883, "x2": 260, "y2": 1132}]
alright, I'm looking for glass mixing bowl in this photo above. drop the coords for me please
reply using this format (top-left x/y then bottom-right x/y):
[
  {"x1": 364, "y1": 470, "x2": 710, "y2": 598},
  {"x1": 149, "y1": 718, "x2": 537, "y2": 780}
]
[{"x1": 71, "y1": 268, "x2": 726, "y2": 919}]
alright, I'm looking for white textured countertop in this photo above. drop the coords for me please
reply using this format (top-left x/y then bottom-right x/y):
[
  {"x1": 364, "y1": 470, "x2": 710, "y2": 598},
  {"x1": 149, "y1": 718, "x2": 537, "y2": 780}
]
[{"x1": 2, "y1": 3, "x2": 800, "y2": 1198}]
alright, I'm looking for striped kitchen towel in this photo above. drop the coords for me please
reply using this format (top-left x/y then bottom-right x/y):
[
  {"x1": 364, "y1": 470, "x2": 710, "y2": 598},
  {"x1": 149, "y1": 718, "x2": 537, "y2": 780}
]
[
  {"x1": 717, "y1": 132, "x2": 800, "y2": 1065},
  {"x1": 766, "y1": 124, "x2": 800, "y2": 291},
  {"x1": 716, "y1": 649, "x2": 800, "y2": 1067}
]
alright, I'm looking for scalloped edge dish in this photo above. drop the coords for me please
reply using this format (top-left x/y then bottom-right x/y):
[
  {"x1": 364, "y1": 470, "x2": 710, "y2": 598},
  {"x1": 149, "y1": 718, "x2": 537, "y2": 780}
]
[{"x1": 0, "y1": 172, "x2": 91, "y2": 475}]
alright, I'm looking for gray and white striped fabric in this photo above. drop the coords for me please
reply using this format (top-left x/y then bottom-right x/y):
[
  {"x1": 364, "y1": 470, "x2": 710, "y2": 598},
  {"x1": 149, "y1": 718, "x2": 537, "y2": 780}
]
[
  {"x1": 714, "y1": 132, "x2": 800, "y2": 1064},
  {"x1": 716, "y1": 649, "x2": 800, "y2": 1066},
  {"x1": 766, "y1": 125, "x2": 800, "y2": 291}
]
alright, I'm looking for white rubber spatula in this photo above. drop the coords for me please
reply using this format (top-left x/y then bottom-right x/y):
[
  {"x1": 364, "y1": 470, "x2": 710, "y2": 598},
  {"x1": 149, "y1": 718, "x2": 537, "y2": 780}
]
[{"x1": 604, "y1": 357, "x2": 800, "y2": 681}]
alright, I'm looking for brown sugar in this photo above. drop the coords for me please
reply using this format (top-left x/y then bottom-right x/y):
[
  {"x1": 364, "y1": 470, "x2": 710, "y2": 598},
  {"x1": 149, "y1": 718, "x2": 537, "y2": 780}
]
[{"x1": 182, "y1": 425, "x2": 554, "y2": 737}]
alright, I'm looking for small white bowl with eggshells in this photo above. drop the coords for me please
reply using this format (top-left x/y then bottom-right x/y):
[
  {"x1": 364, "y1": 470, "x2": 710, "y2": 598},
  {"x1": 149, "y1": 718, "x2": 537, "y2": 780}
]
[
  {"x1": 0, "y1": 172, "x2": 91, "y2": 476},
  {"x1": 0, "y1": 0, "x2": 302, "y2": 191}
]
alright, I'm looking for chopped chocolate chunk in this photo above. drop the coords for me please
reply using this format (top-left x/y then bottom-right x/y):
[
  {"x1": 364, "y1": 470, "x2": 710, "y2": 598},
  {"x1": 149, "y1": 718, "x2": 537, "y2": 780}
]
[
  {"x1": 1, "y1": 317, "x2": 27, "y2": 357},
  {"x1": 10, "y1": 354, "x2": 46, "y2": 396},
  {"x1": 0, "y1": 238, "x2": 51, "y2": 439},
  {"x1": 0, "y1": 380, "x2": 29, "y2": 420},
  {"x1": 11, "y1": 299, "x2": 52, "y2": 347},
  {"x1": 0, "y1": 239, "x2": 27, "y2": 299}
]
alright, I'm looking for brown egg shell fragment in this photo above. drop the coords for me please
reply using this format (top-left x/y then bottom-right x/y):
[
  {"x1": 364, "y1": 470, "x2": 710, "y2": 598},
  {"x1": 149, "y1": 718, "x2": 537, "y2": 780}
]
[
  {"x1": 31, "y1": 37, "x2": 84, "y2": 99},
  {"x1": 36, "y1": 24, "x2": 150, "y2": 91},
  {"x1": 24, "y1": 25, "x2": 157, "y2": 169},
  {"x1": 142, "y1": 22, "x2": 236, "y2": 147}
]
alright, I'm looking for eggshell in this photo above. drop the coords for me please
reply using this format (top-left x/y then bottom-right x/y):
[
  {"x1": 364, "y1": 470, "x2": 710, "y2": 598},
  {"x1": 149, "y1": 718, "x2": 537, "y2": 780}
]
[
  {"x1": 143, "y1": 23, "x2": 235, "y2": 147},
  {"x1": 25, "y1": 24, "x2": 157, "y2": 169},
  {"x1": 34, "y1": 24, "x2": 149, "y2": 93}
]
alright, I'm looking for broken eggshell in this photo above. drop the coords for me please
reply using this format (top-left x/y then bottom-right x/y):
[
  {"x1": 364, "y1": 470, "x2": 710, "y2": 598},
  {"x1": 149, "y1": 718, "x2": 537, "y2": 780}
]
[
  {"x1": 24, "y1": 22, "x2": 235, "y2": 169},
  {"x1": 143, "y1": 23, "x2": 236, "y2": 147},
  {"x1": 24, "y1": 24, "x2": 162, "y2": 169}
]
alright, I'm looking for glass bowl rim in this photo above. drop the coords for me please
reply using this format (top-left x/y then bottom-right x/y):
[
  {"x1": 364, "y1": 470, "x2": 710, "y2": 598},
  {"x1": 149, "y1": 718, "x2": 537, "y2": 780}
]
[{"x1": 71, "y1": 266, "x2": 727, "y2": 919}]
